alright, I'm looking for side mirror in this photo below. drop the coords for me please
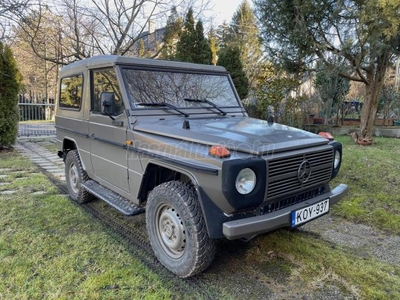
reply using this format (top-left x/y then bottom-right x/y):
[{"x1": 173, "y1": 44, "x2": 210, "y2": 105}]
[{"x1": 101, "y1": 92, "x2": 115, "y2": 116}]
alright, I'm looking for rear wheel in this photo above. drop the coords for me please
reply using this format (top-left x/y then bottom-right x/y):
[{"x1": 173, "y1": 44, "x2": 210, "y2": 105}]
[
  {"x1": 146, "y1": 181, "x2": 215, "y2": 278},
  {"x1": 65, "y1": 150, "x2": 93, "y2": 204}
]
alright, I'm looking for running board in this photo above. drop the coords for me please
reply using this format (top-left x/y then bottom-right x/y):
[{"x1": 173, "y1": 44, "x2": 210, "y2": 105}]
[{"x1": 82, "y1": 180, "x2": 145, "y2": 216}]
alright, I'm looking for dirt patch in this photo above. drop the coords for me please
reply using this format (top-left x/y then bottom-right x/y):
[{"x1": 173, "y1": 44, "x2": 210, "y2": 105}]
[{"x1": 301, "y1": 214, "x2": 400, "y2": 267}]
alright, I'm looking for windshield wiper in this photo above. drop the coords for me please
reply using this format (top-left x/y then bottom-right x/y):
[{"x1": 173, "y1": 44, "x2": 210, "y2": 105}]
[
  {"x1": 184, "y1": 98, "x2": 227, "y2": 116},
  {"x1": 136, "y1": 102, "x2": 189, "y2": 117}
]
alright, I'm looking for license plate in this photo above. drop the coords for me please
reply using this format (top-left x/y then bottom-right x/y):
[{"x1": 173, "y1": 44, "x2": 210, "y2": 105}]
[{"x1": 291, "y1": 199, "x2": 330, "y2": 227}]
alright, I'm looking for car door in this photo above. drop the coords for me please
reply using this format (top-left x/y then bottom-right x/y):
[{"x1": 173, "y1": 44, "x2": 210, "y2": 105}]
[{"x1": 88, "y1": 68, "x2": 130, "y2": 194}]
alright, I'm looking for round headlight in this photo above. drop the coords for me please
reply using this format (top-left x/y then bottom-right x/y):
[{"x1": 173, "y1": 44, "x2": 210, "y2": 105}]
[
  {"x1": 334, "y1": 150, "x2": 341, "y2": 169},
  {"x1": 235, "y1": 168, "x2": 257, "y2": 195}
]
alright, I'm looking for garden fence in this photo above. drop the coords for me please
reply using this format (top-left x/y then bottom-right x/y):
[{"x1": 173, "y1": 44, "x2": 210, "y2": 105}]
[{"x1": 18, "y1": 92, "x2": 56, "y2": 137}]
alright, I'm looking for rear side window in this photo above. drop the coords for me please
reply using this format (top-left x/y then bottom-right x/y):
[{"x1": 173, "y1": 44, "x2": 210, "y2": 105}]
[{"x1": 59, "y1": 74, "x2": 83, "y2": 110}]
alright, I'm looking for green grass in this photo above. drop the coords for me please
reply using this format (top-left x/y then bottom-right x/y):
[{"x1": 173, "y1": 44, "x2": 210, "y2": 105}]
[
  {"x1": 0, "y1": 151, "x2": 175, "y2": 299},
  {"x1": 331, "y1": 136, "x2": 400, "y2": 233},
  {"x1": 247, "y1": 229, "x2": 400, "y2": 299},
  {"x1": 2, "y1": 137, "x2": 400, "y2": 299},
  {"x1": 39, "y1": 141, "x2": 58, "y2": 153},
  {"x1": 239, "y1": 136, "x2": 400, "y2": 298}
]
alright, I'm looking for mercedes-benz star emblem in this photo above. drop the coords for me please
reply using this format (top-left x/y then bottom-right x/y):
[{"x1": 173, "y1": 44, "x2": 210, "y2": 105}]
[{"x1": 298, "y1": 160, "x2": 311, "y2": 183}]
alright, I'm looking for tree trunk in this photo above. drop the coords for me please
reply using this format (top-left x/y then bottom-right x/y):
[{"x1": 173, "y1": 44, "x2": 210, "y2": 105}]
[
  {"x1": 359, "y1": 51, "x2": 390, "y2": 142},
  {"x1": 359, "y1": 82, "x2": 380, "y2": 141},
  {"x1": 324, "y1": 97, "x2": 333, "y2": 125}
]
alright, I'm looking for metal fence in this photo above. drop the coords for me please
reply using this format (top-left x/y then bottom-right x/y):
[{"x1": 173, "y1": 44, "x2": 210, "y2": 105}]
[{"x1": 18, "y1": 93, "x2": 56, "y2": 137}]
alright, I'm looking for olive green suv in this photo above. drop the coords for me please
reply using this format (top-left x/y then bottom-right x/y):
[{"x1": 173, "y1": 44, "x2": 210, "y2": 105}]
[{"x1": 55, "y1": 55, "x2": 348, "y2": 278}]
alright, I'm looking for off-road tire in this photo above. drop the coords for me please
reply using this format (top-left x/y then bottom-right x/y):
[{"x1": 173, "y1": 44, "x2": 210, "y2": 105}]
[
  {"x1": 146, "y1": 181, "x2": 216, "y2": 278},
  {"x1": 65, "y1": 150, "x2": 93, "y2": 204}
]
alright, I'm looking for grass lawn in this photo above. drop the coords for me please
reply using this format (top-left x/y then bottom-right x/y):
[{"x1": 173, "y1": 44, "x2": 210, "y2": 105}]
[
  {"x1": 1, "y1": 137, "x2": 399, "y2": 299},
  {"x1": 0, "y1": 151, "x2": 175, "y2": 299},
  {"x1": 243, "y1": 136, "x2": 400, "y2": 299},
  {"x1": 246, "y1": 228, "x2": 400, "y2": 299},
  {"x1": 331, "y1": 136, "x2": 400, "y2": 234}
]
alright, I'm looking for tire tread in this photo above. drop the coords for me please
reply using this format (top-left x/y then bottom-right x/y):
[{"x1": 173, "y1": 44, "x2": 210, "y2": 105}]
[
  {"x1": 65, "y1": 150, "x2": 93, "y2": 204},
  {"x1": 146, "y1": 181, "x2": 216, "y2": 278}
]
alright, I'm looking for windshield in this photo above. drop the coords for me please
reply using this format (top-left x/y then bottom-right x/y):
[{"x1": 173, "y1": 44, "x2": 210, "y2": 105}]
[{"x1": 121, "y1": 68, "x2": 240, "y2": 109}]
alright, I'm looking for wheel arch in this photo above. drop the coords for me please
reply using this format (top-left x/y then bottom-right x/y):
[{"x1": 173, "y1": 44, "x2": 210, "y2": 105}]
[
  {"x1": 58, "y1": 137, "x2": 87, "y2": 171},
  {"x1": 138, "y1": 161, "x2": 227, "y2": 239},
  {"x1": 138, "y1": 162, "x2": 198, "y2": 204}
]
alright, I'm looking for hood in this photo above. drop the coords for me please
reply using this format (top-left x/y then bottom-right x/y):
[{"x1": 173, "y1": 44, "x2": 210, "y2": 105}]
[{"x1": 133, "y1": 117, "x2": 329, "y2": 155}]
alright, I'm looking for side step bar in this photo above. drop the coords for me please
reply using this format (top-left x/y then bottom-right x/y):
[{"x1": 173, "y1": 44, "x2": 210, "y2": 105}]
[{"x1": 82, "y1": 180, "x2": 145, "y2": 216}]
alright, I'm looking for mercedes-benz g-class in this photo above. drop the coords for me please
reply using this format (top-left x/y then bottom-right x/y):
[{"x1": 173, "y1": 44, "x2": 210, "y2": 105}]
[{"x1": 55, "y1": 55, "x2": 348, "y2": 278}]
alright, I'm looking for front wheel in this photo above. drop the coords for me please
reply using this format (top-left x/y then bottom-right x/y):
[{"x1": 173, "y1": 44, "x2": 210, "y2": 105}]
[
  {"x1": 146, "y1": 181, "x2": 216, "y2": 278},
  {"x1": 65, "y1": 150, "x2": 93, "y2": 204}
]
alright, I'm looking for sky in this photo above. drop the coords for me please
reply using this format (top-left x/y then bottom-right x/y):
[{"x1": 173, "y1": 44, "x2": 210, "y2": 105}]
[{"x1": 206, "y1": 0, "x2": 252, "y2": 26}]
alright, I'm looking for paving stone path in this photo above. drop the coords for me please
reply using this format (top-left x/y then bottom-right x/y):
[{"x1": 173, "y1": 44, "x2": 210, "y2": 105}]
[{"x1": 14, "y1": 140, "x2": 65, "y2": 181}]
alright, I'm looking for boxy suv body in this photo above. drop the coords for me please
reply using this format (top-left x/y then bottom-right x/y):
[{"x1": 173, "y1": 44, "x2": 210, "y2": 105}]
[{"x1": 56, "y1": 55, "x2": 348, "y2": 277}]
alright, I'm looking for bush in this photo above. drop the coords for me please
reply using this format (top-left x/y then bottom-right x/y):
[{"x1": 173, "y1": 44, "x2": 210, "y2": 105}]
[{"x1": 0, "y1": 42, "x2": 21, "y2": 149}]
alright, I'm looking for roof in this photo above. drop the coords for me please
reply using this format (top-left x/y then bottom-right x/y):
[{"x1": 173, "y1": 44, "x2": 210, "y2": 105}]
[{"x1": 60, "y1": 55, "x2": 227, "y2": 76}]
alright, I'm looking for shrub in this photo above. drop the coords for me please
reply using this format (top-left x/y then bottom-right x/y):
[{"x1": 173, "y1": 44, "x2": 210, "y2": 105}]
[{"x1": 0, "y1": 42, "x2": 21, "y2": 149}]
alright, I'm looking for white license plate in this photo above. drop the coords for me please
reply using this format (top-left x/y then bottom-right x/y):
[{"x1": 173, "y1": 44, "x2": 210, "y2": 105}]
[{"x1": 291, "y1": 199, "x2": 330, "y2": 227}]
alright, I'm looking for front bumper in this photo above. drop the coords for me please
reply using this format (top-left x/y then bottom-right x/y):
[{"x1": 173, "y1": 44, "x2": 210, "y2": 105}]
[{"x1": 222, "y1": 183, "x2": 349, "y2": 240}]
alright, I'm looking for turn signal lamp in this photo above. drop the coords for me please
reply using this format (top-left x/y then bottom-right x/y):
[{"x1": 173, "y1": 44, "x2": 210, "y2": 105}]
[
  {"x1": 209, "y1": 145, "x2": 230, "y2": 158},
  {"x1": 318, "y1": 132, "x2": 334, "y2": 140},
  {"x1": 125, "y1": 140, "x2": 134, "y2": 146}
]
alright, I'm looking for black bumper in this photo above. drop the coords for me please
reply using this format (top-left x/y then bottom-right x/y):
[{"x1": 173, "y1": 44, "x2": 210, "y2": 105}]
[{"x1": 222, "y1": 183, "x2": 349, "y2": 240}]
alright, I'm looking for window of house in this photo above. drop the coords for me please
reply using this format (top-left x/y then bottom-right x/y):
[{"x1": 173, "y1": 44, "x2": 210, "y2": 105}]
[
  {"x1": 59, "y1": 74, "x2": 83, "y2": 110},
  {"x1": 92, "y1": 69, "x2": 124, "y2": 115}
]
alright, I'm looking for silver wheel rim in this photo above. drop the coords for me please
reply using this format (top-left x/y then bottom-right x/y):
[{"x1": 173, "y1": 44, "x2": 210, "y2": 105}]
[
  {"x1": 155, "y1": 204, "x2": 186, "y2": 259},
  {"x1": 69, "y1": 162, "x2": 79, "y2": 194}
]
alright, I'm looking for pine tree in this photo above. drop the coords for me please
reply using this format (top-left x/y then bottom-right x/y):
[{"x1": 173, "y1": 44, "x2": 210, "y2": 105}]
[
  {"x1": 218, "y1": 46, "x2": 249, "y2": 100},
  {"x1": 161, "y1": 6, "x2": 183, "y2": 60},
  {"x1": 254, "y1": 0, "x2": 400, "y2": 142},
  {"x1": 230, "y1": 0, "x2": 262, "y2": 89},
  {"x1": 176, "y1": 8, "x2": 196, "y2": 62},
  {"x1": 175, "y1": 8, "x2": 212, "y2": 64},
  {"x1": 194, "y1": 20, "x2": 212, "y2": 64},
  {"x1": 0, "y1": 42, "x2": 22, "y2": 149},
  {"x1": 208, "y1": 27, "x2": 218, "y2": 66}
]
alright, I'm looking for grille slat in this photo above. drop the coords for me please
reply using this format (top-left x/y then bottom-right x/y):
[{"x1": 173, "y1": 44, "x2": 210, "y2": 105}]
[
  {"x1": 266, "y1": 148, "x2": 333, "y2": 201},
  {"x1": 260, "y1": 186, "x2": 327, "y2": 214}
]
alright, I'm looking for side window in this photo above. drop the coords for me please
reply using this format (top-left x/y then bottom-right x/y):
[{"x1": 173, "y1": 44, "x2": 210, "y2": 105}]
[
  {"x1": 59, "y1": 74, "x2": 83, "y2": 110},
  {"x1": 92, "y1": 69, "x2": 124, "y2": 115}
]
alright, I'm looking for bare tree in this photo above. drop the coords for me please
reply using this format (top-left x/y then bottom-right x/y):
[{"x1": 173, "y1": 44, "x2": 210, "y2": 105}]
[
  {"x1": 7, "y1": 0, "x2": 212, "y2": 65},
  {"x1": 0, "y1": 0, "x2": 30, "y2": 40}
]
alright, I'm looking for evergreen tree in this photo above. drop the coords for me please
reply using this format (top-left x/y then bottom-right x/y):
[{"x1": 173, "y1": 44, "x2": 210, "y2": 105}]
[
  {"x1": 194, "y1": 20, "x2": 212, "y2": 64},
  {"x1": 0, "y1": 42, "x2": 21, "y2": 149},
  {"x1": 216, "y1": 22, "x2": 232, "y2": 49},
  {"x1": 161, "y1": 6, "x2": 183, "y2": 60},
  {"x1": 314, "y1": 61, "x2": 350, "y2": 125},
  {"x1": 175, "y1": 8, "x2": 196, "y2": 62},
  {"x1": 218, "y1": 46, "x2": 249, "y2": 100},
  {"x1": 208, "y1": 27, "x2": 218, "y2": 66},
  {"x1": 255, "y1": 62, "x2": 304, "y2": 122},
  {"x1": 254, "y1": 0, "x2": 400, "y2": 142},
  {"x1": 175, "y1": 8, "x2": 212, "y2": 64},
  {"x1": 220, "y1": 1, "x2": 262, "y2": 89}
]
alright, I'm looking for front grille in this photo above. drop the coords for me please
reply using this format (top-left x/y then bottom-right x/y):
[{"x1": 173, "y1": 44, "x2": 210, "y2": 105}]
[
  {"x1": 260, "y1": 186, "x2": 326, "y2": 214},
  {"x1": 266, "y1": 148, "x2": 333, "y2": 200}
]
